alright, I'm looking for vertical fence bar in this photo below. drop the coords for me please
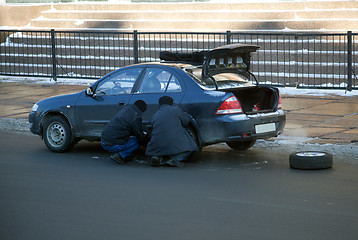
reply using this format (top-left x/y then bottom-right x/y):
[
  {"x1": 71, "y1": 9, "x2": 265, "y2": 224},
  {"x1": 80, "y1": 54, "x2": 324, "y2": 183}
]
[
  {"x1": 133, "y1": 30, "x2": 139, "y2": 64},
  {"x1": 354, "y1": 33, "x2": 357, "y2": 89},
  {"x1": 226, "y1": 30, "x2": 231, "y2": 45},
  {"x1": 51, "y1": 29, "x2": 57, "y2": 81},
  {"x1": 20, "y1": 31, "x2": 24, "y2": 76},
  {"x1": 347, "y1": 31, "x2": 353, "y2": 91}
]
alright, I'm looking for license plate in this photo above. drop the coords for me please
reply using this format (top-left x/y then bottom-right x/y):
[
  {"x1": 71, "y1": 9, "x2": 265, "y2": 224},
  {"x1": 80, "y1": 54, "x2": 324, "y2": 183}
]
[{"x1": 255, "y1": 123, "x2": 276, "y2": 134}]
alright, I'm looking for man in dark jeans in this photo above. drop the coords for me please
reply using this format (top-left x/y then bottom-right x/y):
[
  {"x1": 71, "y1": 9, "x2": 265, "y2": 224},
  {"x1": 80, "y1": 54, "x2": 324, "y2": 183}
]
[
  {"x1": 101, "y1": 100, "x2": 147, "y2": 164},
  {"x1": 146, "y1": 96, "x2": 198, "y2": 167}
]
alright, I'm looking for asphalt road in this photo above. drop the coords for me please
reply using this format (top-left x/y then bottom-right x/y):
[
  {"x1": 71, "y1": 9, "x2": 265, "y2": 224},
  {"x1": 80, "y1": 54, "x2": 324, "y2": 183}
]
[{"x1": 1, "y1": 132, "x2": 358, "y2": 240}]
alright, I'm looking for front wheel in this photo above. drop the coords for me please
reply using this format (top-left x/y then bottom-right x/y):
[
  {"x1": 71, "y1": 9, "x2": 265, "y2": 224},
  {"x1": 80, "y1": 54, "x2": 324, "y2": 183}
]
[
  {"x1": 226, "y1": 140, "x2": 256, "y2": 151},
  {"x1": 43, "y1": 116, "x2": 73, "y2": 152}
]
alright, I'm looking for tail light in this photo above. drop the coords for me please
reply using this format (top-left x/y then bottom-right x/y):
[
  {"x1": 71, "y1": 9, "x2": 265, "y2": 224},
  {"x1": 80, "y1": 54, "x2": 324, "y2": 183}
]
[
  {"x1": 215, "y1": 96, "x2": 243, "y2": 115},
  {"x1": 277, "y1": 91, "x2": 282, "y2": 109}
]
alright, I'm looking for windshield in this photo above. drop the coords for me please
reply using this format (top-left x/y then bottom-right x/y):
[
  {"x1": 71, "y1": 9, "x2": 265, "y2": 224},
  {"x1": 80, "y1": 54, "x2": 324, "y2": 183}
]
[{"x1": 185, "y1": 67, "x2": 254, "y2": 90}]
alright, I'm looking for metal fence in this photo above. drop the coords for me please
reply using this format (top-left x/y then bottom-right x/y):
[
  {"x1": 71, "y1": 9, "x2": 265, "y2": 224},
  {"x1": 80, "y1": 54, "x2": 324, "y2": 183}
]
[{"x1": 0, "y1": 29, "x2": 357, "y2": 90}]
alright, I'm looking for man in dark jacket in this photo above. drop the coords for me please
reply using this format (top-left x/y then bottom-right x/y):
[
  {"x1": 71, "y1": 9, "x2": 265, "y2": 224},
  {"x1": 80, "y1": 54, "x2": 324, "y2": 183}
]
[
  {"x1": 146, "y1": 96, "x2": 198, "y2": 167},
  {"x1": 101, "y1": 100, "x2": 147, "y2": 164}
]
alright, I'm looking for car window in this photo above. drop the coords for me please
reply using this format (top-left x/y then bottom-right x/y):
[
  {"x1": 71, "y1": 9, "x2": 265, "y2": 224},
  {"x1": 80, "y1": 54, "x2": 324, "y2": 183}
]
[
  {"x1": 212, "y1": 73, "x2": 253, "y2": 88},
  {"x1": 95, "y1": 68, "x2": 143, "y2": 95},
  {"x1": 185, "y1": 67, "x2": 253, "y2": 90},
  {"x1": 138, "y1": 68, "x2": 182, "y2": 93},
  {"x1": 166, "y1": 75, "x2": 182, "y2": 92}
]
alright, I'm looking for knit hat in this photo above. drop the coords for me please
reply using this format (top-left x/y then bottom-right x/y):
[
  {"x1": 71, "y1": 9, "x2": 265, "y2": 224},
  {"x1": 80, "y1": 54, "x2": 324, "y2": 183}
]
[
  {"x1": 159, "y1": 96, "x2": 173, "y2": 106},
  {"x1": 134, "y1": 100, "x2": 147, "y2": 112}
]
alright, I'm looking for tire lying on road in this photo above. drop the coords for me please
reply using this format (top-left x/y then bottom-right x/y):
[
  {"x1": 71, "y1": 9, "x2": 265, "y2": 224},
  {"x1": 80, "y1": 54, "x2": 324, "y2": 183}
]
[{"x1": 289, "y1": 151, "x2": 333, "y2": 170}]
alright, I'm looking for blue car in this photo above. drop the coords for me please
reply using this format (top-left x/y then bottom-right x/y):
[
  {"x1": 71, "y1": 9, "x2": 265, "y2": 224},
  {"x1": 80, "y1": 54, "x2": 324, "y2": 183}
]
[{"x1": 29, "y1": 44, "x2": 286, "y2": 153}]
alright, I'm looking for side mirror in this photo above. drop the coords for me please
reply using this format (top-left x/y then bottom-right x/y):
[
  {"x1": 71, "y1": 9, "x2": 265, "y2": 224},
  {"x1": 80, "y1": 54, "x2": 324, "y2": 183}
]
[{"x1": 85, "y1": 87, "x2": 94, "y2": 96}]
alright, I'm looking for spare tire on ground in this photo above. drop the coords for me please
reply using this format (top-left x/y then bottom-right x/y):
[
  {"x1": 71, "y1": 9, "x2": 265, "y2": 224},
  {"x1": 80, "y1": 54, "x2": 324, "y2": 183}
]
[{"x1": 289, "y1": 151, "x2": 333, "y2": 170}]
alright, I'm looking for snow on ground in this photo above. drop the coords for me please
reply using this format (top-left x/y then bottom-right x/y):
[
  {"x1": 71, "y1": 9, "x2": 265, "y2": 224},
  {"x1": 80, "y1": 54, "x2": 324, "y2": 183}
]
[
  {"x1": 278, "y1": 86, "x2": 358, "y2": 97},
  {"x1": 0, "y1": 75, "x2": 97, "y2": 86}
]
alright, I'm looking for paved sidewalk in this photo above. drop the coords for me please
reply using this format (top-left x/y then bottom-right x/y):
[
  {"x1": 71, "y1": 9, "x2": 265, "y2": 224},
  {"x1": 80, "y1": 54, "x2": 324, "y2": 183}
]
[
  {"x1": 282, "y1": 95, "x2": 358, "y2": 144},
  {"x1": 1, "y1": 81, "x2": 357, "y2": 145}
]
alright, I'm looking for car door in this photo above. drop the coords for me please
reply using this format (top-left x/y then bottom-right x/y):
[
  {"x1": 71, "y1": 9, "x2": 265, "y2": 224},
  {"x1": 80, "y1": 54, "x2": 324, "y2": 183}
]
[
  {"x1": 75, "y1": 66, "x2": 144, "y2": 138},
  {"x1": 129, "y1": 66, "x2": 185, "y2": 133}
]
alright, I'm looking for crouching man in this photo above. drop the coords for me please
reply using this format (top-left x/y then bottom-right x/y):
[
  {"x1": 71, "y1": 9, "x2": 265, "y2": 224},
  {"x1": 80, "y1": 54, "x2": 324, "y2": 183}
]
[
  {"x1": 101, "y1": 100, "x2": 147, "y2": 164},
  {"x1": 146, "y1": 96, "x2": 199, "y2": 167}
]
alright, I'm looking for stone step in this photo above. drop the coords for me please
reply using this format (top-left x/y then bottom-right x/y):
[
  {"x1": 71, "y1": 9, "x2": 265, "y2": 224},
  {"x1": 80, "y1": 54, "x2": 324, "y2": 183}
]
[
  {"x1": 0, "y1": 64, "x2": 349, "y2": 88},
  {"x1": 29, "y1": 18, "x2": 358, "y2": 31},
  {"x1": 0, "y1": 51, "x2": 351, "y2": 76},
  {"x1": 0, "y1": 64, "x2": 113, "y2": 78},
  {"x1": 26, "y1": 1, "x2": 358, "y2": 31},
  {"x1": 1, "y1": 45, "x2": 352, "y2": 63},
  {"x1": 2, "y1": 39, "x2": 352, "y2": 61},
  {"x1": 40, "y1": 9, "x2": 358, "y2": 21},
  {"x1": 41, "y1": 10, "x2": 296, "y2": 21},
  {"x1": 1, "y1": 51, "x2": 351, "y2": 64},
  {"x1": 50, "y1": 1, "x2": 358, "y2": 12}
]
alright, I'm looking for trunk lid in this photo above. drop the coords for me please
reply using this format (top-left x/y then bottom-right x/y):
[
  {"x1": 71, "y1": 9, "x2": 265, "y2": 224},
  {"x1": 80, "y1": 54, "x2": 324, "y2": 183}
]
[
  {"x1": 202, "y1": 43, "x2": 260, "y2": 85},
  {"x1": 202, "y1": 44, "x2": 280, "y2": 114}
]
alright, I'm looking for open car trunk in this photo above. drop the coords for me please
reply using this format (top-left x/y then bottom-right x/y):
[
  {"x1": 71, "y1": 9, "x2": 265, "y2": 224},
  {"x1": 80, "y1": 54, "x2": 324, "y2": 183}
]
[
  {"x1": 226, "y1": 86, "x2": 280, "y2": 114},
  {"x1": 202, "y1": 44, "x2": 280, "y2": 114},
  {"x1": 161, "y1": 44, "x2": 281, "y2": 115}
]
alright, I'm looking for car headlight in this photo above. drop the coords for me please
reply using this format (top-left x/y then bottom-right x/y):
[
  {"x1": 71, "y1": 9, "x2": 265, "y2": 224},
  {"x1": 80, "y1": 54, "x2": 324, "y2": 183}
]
[{"x1": 31, "y1": 103, "x2": 39, "y2": 112}]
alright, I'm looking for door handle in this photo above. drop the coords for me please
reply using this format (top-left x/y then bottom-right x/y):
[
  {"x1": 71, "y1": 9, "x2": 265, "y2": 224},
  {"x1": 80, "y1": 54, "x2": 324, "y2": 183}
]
[{"x1": 118, "y1": 102, "x2": 126, "y2": 106}]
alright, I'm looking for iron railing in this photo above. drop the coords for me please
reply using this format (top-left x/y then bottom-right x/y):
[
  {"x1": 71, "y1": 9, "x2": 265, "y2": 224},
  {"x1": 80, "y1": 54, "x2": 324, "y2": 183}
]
[{"x1": 0, "y1": 29, "x2": 357, "y2": 90}]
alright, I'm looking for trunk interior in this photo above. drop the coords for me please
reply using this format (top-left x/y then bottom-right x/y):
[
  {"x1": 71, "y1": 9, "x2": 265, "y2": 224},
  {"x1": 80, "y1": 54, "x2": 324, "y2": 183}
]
[{"x1": 230, "y1": 86, "x2": 279, "y2": 114}]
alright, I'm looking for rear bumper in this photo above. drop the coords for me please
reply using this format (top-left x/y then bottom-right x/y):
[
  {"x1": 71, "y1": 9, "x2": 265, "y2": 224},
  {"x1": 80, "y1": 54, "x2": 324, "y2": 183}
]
[{"x1": 198, "y1": 110, "x2": 286, "y2": 145}]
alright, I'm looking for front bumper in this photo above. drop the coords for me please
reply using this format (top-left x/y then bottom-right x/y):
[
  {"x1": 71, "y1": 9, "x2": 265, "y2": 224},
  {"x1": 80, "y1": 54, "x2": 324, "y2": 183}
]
[{"x1": 28, "y1": 111, "x2": 42, "y2": 135}]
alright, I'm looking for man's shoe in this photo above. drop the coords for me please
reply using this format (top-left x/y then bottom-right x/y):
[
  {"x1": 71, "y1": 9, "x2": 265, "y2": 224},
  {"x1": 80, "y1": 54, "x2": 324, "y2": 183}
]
[
  {"x1": 166, "y1": 159, "x2": 184, "y2": 168},
  {"x1": 151, "y1": 156, "x2": 163, "y2": 167},
  {"x1": 110, "y1": 153, "x2": 125, "y2": 164}
]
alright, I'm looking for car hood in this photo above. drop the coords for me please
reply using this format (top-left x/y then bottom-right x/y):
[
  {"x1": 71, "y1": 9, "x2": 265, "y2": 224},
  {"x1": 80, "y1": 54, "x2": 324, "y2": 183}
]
[{"x1": 35, "y1": 92, "x2": 82, "y2": 111}]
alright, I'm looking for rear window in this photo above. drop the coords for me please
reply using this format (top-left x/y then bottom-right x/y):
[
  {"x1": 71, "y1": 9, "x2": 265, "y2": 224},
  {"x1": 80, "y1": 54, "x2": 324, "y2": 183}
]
[{"x1": 184, "y1": 67, "x2": 254, "y2": 90}]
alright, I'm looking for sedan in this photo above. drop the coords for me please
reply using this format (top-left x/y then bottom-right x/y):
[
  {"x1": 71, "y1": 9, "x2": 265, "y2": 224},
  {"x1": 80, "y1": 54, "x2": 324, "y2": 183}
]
[{"x1": 29, "y1": 44, "x2": 286, "y2": 153}]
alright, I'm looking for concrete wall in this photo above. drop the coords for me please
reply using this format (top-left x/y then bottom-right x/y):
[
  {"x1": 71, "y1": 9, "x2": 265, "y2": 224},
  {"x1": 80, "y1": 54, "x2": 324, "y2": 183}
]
[{"x1": 0, "y1": 4, "x2": 51, "y2": 27}]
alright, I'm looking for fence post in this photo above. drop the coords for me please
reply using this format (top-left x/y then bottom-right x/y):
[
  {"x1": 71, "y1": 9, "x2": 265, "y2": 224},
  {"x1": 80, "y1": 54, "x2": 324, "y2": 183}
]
[
  {"x1": 347, "y1": 31, "x2": 352, "y2": 91},
  {"x1": 133, "y1": 30, "x2": 139, "y2": 64},
  {"x1": 51, "y1": 29, "x2": 57, "y2": 81},
  {"x1": 226, "y1": 30, "x2": 231, "y2": 45}
]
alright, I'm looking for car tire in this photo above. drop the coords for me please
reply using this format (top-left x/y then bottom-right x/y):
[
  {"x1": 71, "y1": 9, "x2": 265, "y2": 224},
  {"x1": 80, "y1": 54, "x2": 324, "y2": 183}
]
[
  {"x1": 226, "y1": 140, "x2": 256, "y2": 151},
  {"x1": 43, "y1": 115, "x2": 73, "y2": 153},
  {"x1": 289, "y1": 151, "x2": 333, "y2": 170}
]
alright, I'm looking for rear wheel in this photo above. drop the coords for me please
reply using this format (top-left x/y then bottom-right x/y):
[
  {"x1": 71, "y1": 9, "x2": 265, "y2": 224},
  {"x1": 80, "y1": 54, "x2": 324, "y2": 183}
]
[
  {"x1": 43, "y1": 116, "x2": 74, "y2": 152},
  {"x1": 226, "y1": 140, "x2": 256, "y2": 151}
]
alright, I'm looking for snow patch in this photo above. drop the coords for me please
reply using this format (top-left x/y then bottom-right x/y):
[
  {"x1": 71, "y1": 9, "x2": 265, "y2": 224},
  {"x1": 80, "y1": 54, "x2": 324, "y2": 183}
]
[
  {"x1": 278, "y1": 86, "x2": 358, "y2": 97},
  {"x1": 74, "y1": 20, "x2": 85, "y2": 26}
]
